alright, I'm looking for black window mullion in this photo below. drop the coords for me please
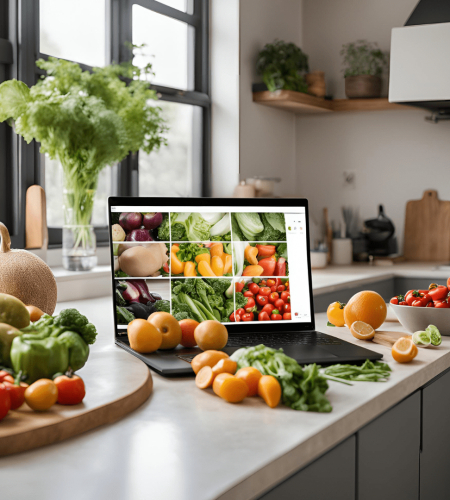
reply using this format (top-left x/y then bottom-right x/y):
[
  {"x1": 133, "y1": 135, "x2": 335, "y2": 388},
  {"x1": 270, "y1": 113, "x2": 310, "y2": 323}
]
[{"x1": 132, "y1": 0, "x2": 201, "y2": 27}]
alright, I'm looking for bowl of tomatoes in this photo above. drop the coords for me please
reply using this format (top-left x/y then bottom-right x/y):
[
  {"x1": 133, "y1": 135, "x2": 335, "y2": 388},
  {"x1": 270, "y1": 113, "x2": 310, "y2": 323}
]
[
  {"x1": 390, "y1": 283, "x2": 450, "y2": 335},
  {"x1": 231, "y1": 278, "x2": 291, "y2": 322}
]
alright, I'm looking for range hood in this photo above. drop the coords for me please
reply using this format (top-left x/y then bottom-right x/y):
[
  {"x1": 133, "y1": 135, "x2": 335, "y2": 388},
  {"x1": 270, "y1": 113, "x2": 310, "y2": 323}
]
[{"x1": 389, "y1": 0, "x2": 450, "y2": 113}]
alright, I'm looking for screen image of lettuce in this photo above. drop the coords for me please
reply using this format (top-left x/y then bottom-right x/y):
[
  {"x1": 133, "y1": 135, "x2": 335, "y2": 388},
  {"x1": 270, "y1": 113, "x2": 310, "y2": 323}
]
[
  {"x1": 233, "y1": 213, "x2": 286, "y2": 241},
  {"x1": 171, "y1": 278, "x2": 240, "y2": 322},
  {"x1": 164, "y1": 213, "x2": 231, "y2": 241}
]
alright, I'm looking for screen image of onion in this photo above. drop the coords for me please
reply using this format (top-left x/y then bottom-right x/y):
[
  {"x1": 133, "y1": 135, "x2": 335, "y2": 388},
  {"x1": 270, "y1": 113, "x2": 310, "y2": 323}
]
[
  {"x1": 126, "y1": 228, "x2": 154, "y2": 241},
  {"x1": 119, "y1": 212, "x2": 143, "y2": 232},
  {"x1": 143, "y1": 212, "x2": 163, "y2": 230}
]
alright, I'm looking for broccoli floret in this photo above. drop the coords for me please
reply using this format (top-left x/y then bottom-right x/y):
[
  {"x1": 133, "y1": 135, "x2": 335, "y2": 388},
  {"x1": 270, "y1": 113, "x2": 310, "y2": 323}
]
[
  {"x1": 208, "y1": 295, "x2": 224, "y2": 309},
  {"x1": 153, "y1": 300, "x2": 170, "y2": 313},
  {"x1": 157, "y1": 213, "x2": 171, "y2": 241},
  {"x1": 172, "y1": 303, "x2": 192, "y2": 315},
  {"x1": 174, "y1": 312, "x2": 190, "y2": 321},
  {"x1": 54, "y1": 308, "x2": 98, "y2": 345},
  {"x1": 172, "y1": 279, "x2": 197, "y2": 295},
  {"x1": 235, "y1": 292, "x2": 248, "y2": 310},
  {"x1": 224, "y1": 299, "x2": 235, "y2": 319},
  {"x1": 171, "y1": 222, "x2": 187, "y2": 241},
  {"x1": 111, "y1": 212, "x2": 121, "y2": 225},
  {"x1": 203, "y1": 278, "x2": 231, "y2": 296}
]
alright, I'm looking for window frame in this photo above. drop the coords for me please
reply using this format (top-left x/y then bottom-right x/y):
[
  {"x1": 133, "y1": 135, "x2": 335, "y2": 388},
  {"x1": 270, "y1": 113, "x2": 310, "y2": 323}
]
[{"x1": 0, "y1": 0, "x2": 210, "y2": 249}]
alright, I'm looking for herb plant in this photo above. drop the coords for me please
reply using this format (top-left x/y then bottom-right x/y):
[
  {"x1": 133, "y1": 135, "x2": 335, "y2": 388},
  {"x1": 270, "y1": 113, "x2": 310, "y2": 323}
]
[
  {"x1": 256, "y1": 40, "x2": 309, "y2": 93},
  {"x1": 340, "y1": 40, "x2": 388, "y2": 78}
]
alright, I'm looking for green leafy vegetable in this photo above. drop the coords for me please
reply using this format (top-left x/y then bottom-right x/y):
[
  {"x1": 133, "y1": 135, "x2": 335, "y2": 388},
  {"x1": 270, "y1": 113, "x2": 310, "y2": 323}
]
[
  {"x1": 277, "y1": 243, "x2": 288, "y2": 260},
  {"x1": 323, "y1": 360, "x2": 391, "y2": 382},
  {"x1": 235, "y1": 213, "x2": 264, "y2": 240},
  {"x1": 185, "y1": 213, "x2": 213, "y2": 241},
  {"x1": 231, "y1": 214, "x2": 244, "y2": 241},
  {"x1": 116, "y1": 306, "x2": 135, "y2": 325},
  {"x1": 255, "y1": 214, "x2": 286, "y2": 241},
  {"x1": 234, "y1": 292, "x2": 248, "y2": 310},
  {"x1": 115, "y1": 270, "x2": 129, "y2": 278},
  {"x1": 153, "y1": 300, "x2": 170, "y2": 313},
  {"x1": 157, "y1": 213, "x2": 171, "y2": 241},
  {"x1": 231, "y1": 345, "x2": 332, "y2": 412},
  {"x1": 176, "y1": 243, "x2": 209, "y2": 263},
  {"x1": 265, "y1": 213, "x2": 286, "y2": 233}
]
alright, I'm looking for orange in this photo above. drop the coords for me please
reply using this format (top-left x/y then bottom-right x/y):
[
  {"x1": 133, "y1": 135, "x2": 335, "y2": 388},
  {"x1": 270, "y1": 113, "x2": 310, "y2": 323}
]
[
  {"x1": 343, "y1": 291, "x2": 387, "y2": 330},
  {"x1": 350, "y1": 321, "x2": 375, "y2": 340},
  {"x1": 194, "y1": 320, "x2": 228, "y2": 351},
  {"x1": 195, "y1": 366, "x2": 215, "y2": 389},
  {"x1": 148, "y1": 312, "x2": 182, "y2": 350},
  {"x1": 128, "y1": 319, "x2": 162, "y2": 353},
  {"x1": 235, "y1": 367, "x2": 262, "y2": 396},
  {"x1": 392, "y1": 337, "x2": 418, "y2": 363}
]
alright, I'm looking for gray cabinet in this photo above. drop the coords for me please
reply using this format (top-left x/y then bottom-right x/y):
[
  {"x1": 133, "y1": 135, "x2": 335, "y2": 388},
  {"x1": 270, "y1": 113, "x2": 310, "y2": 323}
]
[
  {"x1": 259, "y1": 436, "x2": 355, "y2": 500},
  {"x1": 357, "y1": 391, "x2": 421, "y2": 500},
  {"x1": 420, "y1": 369, "x2": 450, "y2": 500}
]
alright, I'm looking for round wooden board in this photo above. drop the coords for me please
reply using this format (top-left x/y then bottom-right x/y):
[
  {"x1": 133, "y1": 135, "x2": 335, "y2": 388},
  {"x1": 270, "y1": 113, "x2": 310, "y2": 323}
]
[{"x1": 0, "y1": 345, "x2": 153, "y2": 457}]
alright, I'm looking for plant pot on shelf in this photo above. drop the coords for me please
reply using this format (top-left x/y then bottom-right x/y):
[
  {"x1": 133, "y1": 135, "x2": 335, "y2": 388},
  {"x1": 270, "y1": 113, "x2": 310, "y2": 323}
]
[
  {"x1": 345, "y1": 75, "x2": 382, "y2": 99},
  {"x1": 305, "y1": 71, "x2": 326, "y2": 98}
]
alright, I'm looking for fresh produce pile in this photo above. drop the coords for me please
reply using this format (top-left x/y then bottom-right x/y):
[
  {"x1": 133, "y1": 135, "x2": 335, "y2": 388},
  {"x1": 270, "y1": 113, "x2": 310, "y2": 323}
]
[
  {"x1": 237, "y1": 243, "x2": 287, "y2": 277},
  {"x1": 232, "y1": 278, "x2": 291, "y2": 322},
  {"x1": 159, "y1": 212, "x2": 231, "y2": 242},
  {"x1": 111, "y1": 212, "x2": 167, "y2": 242},
  {"x1": 114, "y1": 242, "x2": 170, "y2": 278},
  {"x1": 231, "y1": 213, "x2": 286, "y2": 241},
  {"x1": 116, "y1": 279, "x2": 170, "y2": 324},
  {"x1": 171, "y1": 278, "x2": 235, "y2": 323},
  {"x1": 390, "y1": 280, "x2": 450, "y2": 308},
  {"x1": 171, "y1": 242, "x2": 232, "y2": 277}
]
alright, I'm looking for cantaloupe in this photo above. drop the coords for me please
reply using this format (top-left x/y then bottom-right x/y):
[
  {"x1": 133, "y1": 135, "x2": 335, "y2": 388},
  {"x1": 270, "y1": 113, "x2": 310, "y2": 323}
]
[{"x1": 0, "y1": 222, "x2": 57, "y2": 314}]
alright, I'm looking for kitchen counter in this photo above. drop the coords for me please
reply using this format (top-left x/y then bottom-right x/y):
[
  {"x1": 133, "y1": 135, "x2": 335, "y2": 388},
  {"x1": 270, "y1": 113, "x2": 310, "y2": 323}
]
[{"x1": 2, "y1": 296, "x2": 450, "y2": 500}]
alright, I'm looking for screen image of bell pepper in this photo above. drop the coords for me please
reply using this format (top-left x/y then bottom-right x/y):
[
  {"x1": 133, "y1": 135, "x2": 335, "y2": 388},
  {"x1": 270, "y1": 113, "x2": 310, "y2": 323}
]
[
  {"x1": 405, "y1": 290, "x2": 431, "y2": 306},
  {"x1": 243, "y1": 265, "x2": 264, "y2": 277},
  {"x1": 198, "y1": 260, "x2": 216, "y2": 277},
  {"x1": 195, "y1": 253, "x2": 211, "y2": 266},
  {"x1": 256, "y1": 245, "x2": 276, "y2": 257},
  {"x1": 10, "y1": 309, "x2": 98, "y2": 384},
  {"x1": 274, "y1": 257, "x2": 286, "y2": 277},
  {"x1": 210, "y1": 243, "x2": 223, "y2": 259},
  {"x1": 244, "y1": 245, "x2": 259, "y2": 265},
  {"x1": 183, "y1": 261, "x2": 197, "y2": 277},
  {"x1": 428, "y1": 284, "x2": 448, "y2": 301},
  {"x1": 222, "y1": 253, "x2": 232, "y2": 274},
  {"x1": 258, "y1": 256, "x2": 277, "y2": 276},
  {"x1": 211, "y1": 255, "x2": 224, "y2": 276},
  {"x1": 171, "y1": 248, "x2": 186, "y2": 275}
]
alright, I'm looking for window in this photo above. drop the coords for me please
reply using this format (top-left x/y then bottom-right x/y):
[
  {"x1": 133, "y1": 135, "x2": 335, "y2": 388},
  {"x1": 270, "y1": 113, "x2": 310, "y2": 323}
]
[{"x1": 0, "y1": 0, "x2": 210, "y2": 249}]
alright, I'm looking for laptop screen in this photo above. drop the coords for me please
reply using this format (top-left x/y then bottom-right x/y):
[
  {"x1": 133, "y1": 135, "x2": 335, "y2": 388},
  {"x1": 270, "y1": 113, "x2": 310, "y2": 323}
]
[{"x1": 110, "y1": 203, "x2": 312, "y2": 338}]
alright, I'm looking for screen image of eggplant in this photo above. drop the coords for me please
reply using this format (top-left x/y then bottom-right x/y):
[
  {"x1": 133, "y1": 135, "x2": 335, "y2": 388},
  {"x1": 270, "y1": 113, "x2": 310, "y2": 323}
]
[
  {"x1": 111, "y1": 212, "x2": 169, "y2": 242},
  {"x1": 115, "y1": 279, "x2": 170, "y2": 325},
  {"x1": 114, "y1": 242, "x2": 170, "y2": 278}
]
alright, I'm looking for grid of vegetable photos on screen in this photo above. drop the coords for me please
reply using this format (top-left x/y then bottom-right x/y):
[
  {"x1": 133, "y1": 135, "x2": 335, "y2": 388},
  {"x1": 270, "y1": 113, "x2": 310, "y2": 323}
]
[{"x1": 112, "y1": 211, "x2": 291, "y2": 329}]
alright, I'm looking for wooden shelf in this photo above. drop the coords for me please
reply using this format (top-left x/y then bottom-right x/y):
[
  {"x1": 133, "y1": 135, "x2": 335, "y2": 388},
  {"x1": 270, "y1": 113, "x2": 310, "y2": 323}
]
[{"x1": 253, "y1": 90, "x2": 411, "y2": 114}]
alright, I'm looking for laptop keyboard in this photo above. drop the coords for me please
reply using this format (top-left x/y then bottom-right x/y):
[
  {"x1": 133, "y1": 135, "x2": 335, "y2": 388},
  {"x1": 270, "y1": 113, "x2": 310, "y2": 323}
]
[{"x1": 225, "y1": 332, "x2": 342, "y2": 347}]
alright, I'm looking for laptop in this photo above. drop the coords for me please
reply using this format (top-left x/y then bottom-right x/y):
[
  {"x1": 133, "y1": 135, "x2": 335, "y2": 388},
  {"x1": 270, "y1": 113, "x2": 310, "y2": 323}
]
[{"x1": 108, "y1": 197, "x2": 382, "y2": 376}]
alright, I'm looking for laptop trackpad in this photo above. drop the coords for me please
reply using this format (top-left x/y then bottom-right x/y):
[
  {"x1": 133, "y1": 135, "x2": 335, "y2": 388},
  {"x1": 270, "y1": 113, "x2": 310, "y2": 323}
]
[{"x1": 280, "y1": 344, "x2": 339, "y2": 362}]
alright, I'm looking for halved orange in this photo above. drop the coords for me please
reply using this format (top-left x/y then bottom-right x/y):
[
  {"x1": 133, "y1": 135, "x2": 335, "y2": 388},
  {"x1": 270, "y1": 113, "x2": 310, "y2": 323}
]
[
  {"x1": 195, "y1": 366, "x2": 215, "y2": 389},
  {"x1": 350, "y1": 321, "x2": 375, "y2": 340},
  {"x1": 392, "y1": 337, "x2": 418, "y2": 363}
]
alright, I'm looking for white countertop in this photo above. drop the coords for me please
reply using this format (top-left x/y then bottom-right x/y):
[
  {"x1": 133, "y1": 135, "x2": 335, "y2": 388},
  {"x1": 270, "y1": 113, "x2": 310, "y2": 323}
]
[{"x1": 2, "y1": 296, "x2": 450, "y2": 500}]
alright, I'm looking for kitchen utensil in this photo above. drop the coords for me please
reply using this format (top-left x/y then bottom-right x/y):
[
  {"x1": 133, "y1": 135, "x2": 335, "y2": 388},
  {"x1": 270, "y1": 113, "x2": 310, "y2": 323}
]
[
  {"x1": 310, "y1": 251, "x2": 327, "y2": 269},
  {"x1": 332, "y1": 238, "x2": 353, "y2": 265},
  {"x1": 390, "y1": 303, "x2": 450, "y2": 335},
  {"x1": 371, "y1": 330, "x2": 411, "y2": 348},
  {"x1": 233, "y1": 181, "x2": 255, "y2": 198},
  {"x1": 25, "y1": 185, "x2": 48, "y2": 250},
  {"x1": 404, "y1": 190, "x2": 450, "y2": 262},
  {"x1": 365, "y1": 205, "x2": 394, "y2": 242}
]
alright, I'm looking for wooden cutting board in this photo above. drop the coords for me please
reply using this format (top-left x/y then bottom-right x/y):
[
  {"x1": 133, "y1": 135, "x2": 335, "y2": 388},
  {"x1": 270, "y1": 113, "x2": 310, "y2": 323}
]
[
  {"x1": 0, "y1": 348, "x2": 153, "y2": 457},
  {"x1": 404, "y1": 190, "x2": 450, "y2": 262},
  {"x1": 372, "y1": 330, "x2": 411, "y2": 348}
]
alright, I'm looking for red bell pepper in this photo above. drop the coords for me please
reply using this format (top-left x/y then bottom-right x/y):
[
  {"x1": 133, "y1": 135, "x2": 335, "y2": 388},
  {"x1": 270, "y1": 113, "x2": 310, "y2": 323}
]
[
  {"x1": 258, "y1": 257, "x2": 277, "y2": 276},
  {"x1": 428, "y1": 284, "x2": 448, "y2": 301},
  {"x1": 406, "y1": 290, "x2": 431, "y2": 307},
  {"x1": 426, "y1": 301, "x2": 435, "y2": 308},
  {"x1": 255, "y1": 245, "x2": 276, "y2": 257},
  {"x1": 274, "y1": 257, "x2": 286, "y2": 277},
  {"x1": 235, "y1": 281, "x2": 245, "y2": 293},
  {"x1": 435, "y1": 300, "x2": 450, "y2": 309}
]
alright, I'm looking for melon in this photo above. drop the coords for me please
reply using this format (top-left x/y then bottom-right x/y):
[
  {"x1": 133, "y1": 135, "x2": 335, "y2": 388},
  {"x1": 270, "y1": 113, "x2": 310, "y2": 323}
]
[{"x1": 0, "y1": 222, "x2": 57, "y2": 315}]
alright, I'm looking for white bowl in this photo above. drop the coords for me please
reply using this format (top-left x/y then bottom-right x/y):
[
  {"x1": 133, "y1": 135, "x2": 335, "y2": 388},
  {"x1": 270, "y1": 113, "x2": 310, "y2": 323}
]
[{"x1": 390, "y1": 303, "x2": 450, "y2": 335}]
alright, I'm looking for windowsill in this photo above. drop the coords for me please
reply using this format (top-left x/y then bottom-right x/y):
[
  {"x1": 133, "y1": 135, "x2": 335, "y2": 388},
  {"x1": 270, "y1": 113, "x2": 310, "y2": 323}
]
[{"x1": 52, "y1": 265, "x2": 111, "y2": 281}]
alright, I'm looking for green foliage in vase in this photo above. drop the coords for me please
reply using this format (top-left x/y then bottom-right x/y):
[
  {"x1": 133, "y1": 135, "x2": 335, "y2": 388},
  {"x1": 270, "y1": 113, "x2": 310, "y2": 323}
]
[
  {"x1": 256, "y1": 40, "x2": 309, "y2": 93},
  {"x1": 0, "y1": 49, "x2": 167, "y2": 226},
  {"x1": 340, "y1": 40, "x2": 388, "y2": 78}
]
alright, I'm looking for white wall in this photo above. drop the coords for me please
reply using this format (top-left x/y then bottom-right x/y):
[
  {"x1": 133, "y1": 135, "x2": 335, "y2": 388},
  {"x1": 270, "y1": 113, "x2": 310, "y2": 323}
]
[
  {"x1": 239, "y1": 0, "x2": 303, "y2": 197},
  {"x1": 297, "y1": 0, "x2": 450, "y2": 252}
]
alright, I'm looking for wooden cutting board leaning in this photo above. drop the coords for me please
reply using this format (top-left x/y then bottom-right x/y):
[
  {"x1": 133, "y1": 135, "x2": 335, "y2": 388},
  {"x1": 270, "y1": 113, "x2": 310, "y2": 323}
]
[{"x1": 404, "y1": 190, "x2": 450, "y2": 262}]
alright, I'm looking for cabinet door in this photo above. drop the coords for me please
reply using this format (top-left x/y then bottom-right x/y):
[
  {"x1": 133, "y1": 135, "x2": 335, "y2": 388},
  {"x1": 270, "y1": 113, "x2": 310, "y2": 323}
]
[
  {"x1": 259, "y1": 436, "x2": 355, "y2": 500},
  {"x1": 421, "y1": 369, "x2": 450, "y2": 500},
  {"x1": 358, "y1": 391, "x2": 420, "y2": 500}
]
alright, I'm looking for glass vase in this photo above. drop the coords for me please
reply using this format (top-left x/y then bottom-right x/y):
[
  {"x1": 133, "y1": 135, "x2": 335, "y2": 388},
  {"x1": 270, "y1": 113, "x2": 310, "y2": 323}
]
[{"x1": 62, "y1": 181, "x2": 98, "y2": 272}]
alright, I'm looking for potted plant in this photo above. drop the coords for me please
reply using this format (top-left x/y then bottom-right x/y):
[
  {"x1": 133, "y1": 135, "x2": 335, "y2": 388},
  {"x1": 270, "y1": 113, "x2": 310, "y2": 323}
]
[
  {"x1": 256, "y1": 40, "x2": 309, "y2": 93},
  {"x1": 340, "y1": 40, "x2": 388, "y2": 98},
  {"x1": 0, "y1": 52, "x2": 166, "y2": 271}
]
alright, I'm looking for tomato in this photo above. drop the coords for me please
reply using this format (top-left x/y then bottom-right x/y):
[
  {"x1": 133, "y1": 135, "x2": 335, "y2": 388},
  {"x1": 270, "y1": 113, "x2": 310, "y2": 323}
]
[
  {"x1": 274, "y1": 299, "x2": 285, "y2": 311},
  {"x1": 256, "y1": 295, "x2": 269, "y2": 307},
  {"x1": 261, "y1": 304, "x2": 275, "y2": 314},
  {"x1": 426, "y1": 301, "x2": 435, "y2": 308},
  {"x1": 405, "y1": 290, "x2": 431, "y2": 306},
  {"x1": 280, "y1": 291, "x2": 290, "y2": 302},
  {"x1": 390, "y1": 295, "x2": 405, "y2": 305},
  {"x1": 235, "y1": 281, "x2": 245, "y2": 293},
  {"x1": 163, "y1": 262, "x2": 170, "y2": 274},
  {"x1": 283, "y1": 313, "x2": 291, "y2": 320},
  {"x1": 258, "y1": 257, "x2": 277, "y2": 276},
  {"x1": 24, "y1": 379, "x2": 58, "y2": 412},
  {"x1": 259, "y1": 287, "x2": 271, "y2": 296},
  {"x1": 0, "y1": 371, "x2": 14, "y2": 383},
  {"x1": 241, "y1": 312, "x2": 254, "y2": 322},
  {"x1": 245, "y1": 297, "x2": 256, "y2": 311},
  {"x1": 267, "y1": 279, "x2": 276, "y2": 287},
  {"x1": 271, "y1": 313, "x2": 282, "y2": 321},
  {"x1": 3, "y1": 380, "x2": 28, "y2": 410},
  {"x1": 248, "y1": 283, "x2": 260, "y2": 295},
  {"x1": 448, "y1": 277, "x2": 450, "y2": 291},
  {"x1": 243, "y1": 290, "x2": 254, "y2": 298},
  {"x1": 277, "y1": 285, "x2": 286, "y2": 292},
  {"x1": 269, "y1": 292, "x2": 279, "y2": 304},
  {"x1": 258, "y1": 311, "x2": 270, "y2": 321},
  {"x1": 274, "y1": 257, "x2": 286, "y2": 277},
  {"x1": 428, "y1": 284, "x2": 448, "y2": 301},
  {"x1": 236, "y1": 308, "x2": 245, "y2": 317},
  {"x1": 435, "y1": 300, "x2": 450, "y2": 309},
  {"x1": 54, "y1": 374, "x2": 86, "y2": 405},
  {"x1": 256, "y1": 245, "x2": 276, "y2": 257},
  {"x1": 283, "y1": 303, "x2": 291, "y2": 313},
  {"x1": 0, "y1": 384, "x2": 11, "y2": 420},
  {"x1": 270, "y1": 286, "x2": 277, "y2": 293},
  {"x1": 260, "y1": 280, "x2": 267, "y2": 287},
  {"x1": 229, "y1": 312, "x2": 241, "y2": 322}
]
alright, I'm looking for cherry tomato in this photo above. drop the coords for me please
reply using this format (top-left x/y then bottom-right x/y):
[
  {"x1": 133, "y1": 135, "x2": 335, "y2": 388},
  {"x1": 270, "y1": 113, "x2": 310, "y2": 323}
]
[
  {"x1": 236, "y1": 308, "x2": 245, "y2": 317},
  {"x1": 0, "y1": 384, "x2": 11, "y2": 421},
  {"x1": 271, "y1": 313, "x2": 282, "y2": 321},
  {"x1": 243, "y1": 290, "x2": 254, "y2": 298},
  {"x1": 261, "y1": 304, "x2": 275, "y2": 314},
  {"x1": 269, "y1": 292, "x2": 279, "y2": 304},
  {"x1": 274, "y1": 299, "x2": 285, "y2": 311},
  {"x1": 163, "y1": 262, "x2": 170, "y2": 274},
  {"x1": 229, "y1": 312, "x2": 241, "y2": 322},
  {"x1": 241, "y1": 312, "x2": 254, "y2": 322},
  {"x1": 245, "y1": 297, "x2": 256, "y2": 311},
  {"x1": 258, "y1": 311, "x2": 270, "y2": 321},
  {"x1": 270, "y1": 286, "x2": 277, "y2": 293},
  {"x1": 248, "y1": 283, "x2": 260, "y2": 295},
  {"x1": 277, "y1": 285, "x2": 286, "y2": 292},
  {"x1": 283, "y1": 303, "x2": 291, "y2": 313},
  {"x1": 281, "y1": 291, "x2": 290, "y2": 302},
  {"x1": 267, "y1": 279, "x2": 276, "y2": 287},
  {"x1": 260, "y1": 280, "x2": 267, "y2": 287},
  {"x1": 256, "y1": 295, "x2": 269, "y2": 307},
  {"x1": 259, "y1": 287, "x2": 271, "y2": 297},
  {"x1": 3, "y1": 380, "x2": 28, "y2": 410},
  {"x1": 54, "y1": 374, "x2": 86, "y2": 405},
  {"x1": 283, "y1": 313, "x2": 292, "y2": 320}
]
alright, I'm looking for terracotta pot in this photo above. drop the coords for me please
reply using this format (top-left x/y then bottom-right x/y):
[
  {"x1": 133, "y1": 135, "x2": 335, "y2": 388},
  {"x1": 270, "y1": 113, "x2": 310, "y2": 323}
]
[
  {"x1": 306, "y1": 71, "x2": 326, "y2": 97},
  {"x1": 345, "y1": 75, "x2": 382, "y2": 99}
]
